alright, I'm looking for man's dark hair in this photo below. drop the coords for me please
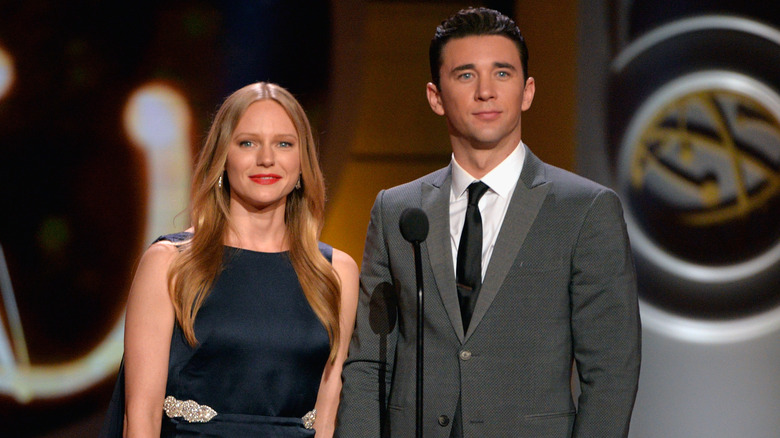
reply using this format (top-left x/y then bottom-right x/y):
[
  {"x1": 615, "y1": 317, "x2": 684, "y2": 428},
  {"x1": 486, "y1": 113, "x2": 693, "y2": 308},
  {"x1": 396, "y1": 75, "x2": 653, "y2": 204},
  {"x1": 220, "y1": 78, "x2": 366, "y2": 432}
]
[{"x1": 429, "y1": 7, "x2": 528, "y2": 87}]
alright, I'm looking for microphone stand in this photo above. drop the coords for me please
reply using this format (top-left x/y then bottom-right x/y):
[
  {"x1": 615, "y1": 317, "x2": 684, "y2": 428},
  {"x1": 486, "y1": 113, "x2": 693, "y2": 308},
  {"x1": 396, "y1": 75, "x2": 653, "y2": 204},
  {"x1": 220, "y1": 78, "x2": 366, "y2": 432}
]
[
  {"x1": 413, "y1": 238, "x2": 424, "y2": 438},
  {"x1": 398, "y1": 208, "x2": 428, "y2": 438}
]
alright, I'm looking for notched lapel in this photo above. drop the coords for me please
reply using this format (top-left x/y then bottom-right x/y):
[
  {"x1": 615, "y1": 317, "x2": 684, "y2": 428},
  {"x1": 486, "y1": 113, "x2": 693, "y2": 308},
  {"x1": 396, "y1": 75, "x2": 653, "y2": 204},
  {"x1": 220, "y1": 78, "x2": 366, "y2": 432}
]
[
  {"x1": 421, "y1": 167, "x2": 465, "y2": 341},
  {"x1": 465, "y1": 149, "x2": 550, "y2": 340}
]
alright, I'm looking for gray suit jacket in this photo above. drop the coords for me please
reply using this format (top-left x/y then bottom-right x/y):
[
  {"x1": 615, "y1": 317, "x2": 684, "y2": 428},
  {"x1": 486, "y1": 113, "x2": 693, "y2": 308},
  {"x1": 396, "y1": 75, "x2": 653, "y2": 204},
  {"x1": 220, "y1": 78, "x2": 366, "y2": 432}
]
[{"x1": 336, "y1": 148, "x2": 641, "y2": 437}]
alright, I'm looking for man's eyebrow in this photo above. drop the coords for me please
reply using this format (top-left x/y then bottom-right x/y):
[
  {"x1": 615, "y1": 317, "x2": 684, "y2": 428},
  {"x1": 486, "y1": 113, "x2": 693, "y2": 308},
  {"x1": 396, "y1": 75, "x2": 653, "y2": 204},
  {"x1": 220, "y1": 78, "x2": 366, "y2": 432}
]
[
  {"x1": 494, "y1": 62, "x2": 517, "y2": 70},
  {"x1": 451, "y1": 62, "x2": 518, "y2": 73},
  {"x1": 451, "y1": 63, "x2": 476, "y2": 73}
]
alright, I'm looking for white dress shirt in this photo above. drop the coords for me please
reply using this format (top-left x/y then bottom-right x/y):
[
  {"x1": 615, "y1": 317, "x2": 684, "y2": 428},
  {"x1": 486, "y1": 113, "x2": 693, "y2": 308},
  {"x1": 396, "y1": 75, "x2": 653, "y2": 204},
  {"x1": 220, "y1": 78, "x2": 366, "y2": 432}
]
[{"x1": 450, "y1": 142, "x2": 525, "y2": 280}]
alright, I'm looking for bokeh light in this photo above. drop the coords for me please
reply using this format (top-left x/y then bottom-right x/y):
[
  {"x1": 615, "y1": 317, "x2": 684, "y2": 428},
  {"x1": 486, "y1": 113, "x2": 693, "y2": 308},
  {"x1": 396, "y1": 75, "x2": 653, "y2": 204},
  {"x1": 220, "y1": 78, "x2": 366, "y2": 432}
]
[
  {"x1": 124, "y1": 82, "x2": 191, "y2": 151},
  {"x1": 123, "y1": 82, "x2": 193, "y2": 242},
  {"x1": 0, "y1": 45, "x2": 14, "y2": 100}
]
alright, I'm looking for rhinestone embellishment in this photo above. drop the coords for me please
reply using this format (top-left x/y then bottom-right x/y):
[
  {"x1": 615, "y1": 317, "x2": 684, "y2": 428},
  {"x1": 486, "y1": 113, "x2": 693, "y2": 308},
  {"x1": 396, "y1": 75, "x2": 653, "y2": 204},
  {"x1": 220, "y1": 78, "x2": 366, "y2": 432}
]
[
  {"x1": 164, "y1": 395, "x2": 218, "y2": 423},
  {"x1": 302, "y1": 408, "x2": 316, "y2": 429}
]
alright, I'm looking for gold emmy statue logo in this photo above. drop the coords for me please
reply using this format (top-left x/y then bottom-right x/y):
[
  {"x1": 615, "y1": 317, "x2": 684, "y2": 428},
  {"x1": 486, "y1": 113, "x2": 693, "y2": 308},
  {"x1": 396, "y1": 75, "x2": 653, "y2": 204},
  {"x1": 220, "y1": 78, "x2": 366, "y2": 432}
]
[{"x1": 631, "y1": 90, "x2": 779, "y2": 227}]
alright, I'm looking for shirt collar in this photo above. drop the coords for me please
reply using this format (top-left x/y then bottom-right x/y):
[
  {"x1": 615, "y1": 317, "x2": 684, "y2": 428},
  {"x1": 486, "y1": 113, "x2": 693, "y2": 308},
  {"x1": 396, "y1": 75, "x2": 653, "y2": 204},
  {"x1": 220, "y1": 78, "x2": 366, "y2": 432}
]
[{"x1": 451, "y1": 141, "x2": 526, "y2": 200}]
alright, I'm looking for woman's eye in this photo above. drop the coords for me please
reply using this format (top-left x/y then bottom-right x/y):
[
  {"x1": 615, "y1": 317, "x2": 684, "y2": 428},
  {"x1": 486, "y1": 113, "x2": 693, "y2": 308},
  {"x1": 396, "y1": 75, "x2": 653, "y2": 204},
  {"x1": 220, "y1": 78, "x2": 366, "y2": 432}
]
[
  {"x1": 279, "y1": 141, "x2": 293, "y2": 148},
  {"x1": 239, "y1": 140, "x2": 253, "y2": 147}
]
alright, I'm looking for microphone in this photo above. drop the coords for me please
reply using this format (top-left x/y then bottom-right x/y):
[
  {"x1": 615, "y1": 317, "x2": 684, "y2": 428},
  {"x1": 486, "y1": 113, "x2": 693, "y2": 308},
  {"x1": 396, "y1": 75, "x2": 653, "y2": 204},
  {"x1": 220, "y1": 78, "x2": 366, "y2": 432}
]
[
  {"x1": 399, "y1": 208, "x2": 428, "y2": 438},
  {"x1": 399, "y1": 207, "x2": 429, "y2": 243}
]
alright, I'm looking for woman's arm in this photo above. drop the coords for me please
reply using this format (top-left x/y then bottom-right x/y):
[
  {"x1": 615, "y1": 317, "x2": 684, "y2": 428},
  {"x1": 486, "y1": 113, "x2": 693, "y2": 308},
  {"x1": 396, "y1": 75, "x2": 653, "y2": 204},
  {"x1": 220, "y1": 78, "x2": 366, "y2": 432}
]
[
  {"x1": 313, "y1": 248, "x2": 359, "y2": 438},
  {"x1": 123, "y1": 242, "x2": 178, "y2": 438}
]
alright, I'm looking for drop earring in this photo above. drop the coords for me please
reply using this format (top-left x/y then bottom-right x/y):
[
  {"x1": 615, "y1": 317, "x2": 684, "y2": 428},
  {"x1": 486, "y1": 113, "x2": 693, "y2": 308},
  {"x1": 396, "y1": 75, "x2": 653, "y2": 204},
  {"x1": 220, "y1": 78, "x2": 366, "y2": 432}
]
[
  {"x1": 295, "y1": 176, "x2": 301, "y2": 190},
  {"x1": 218, "y1": 175, "x2": 223, "y2": 189}
]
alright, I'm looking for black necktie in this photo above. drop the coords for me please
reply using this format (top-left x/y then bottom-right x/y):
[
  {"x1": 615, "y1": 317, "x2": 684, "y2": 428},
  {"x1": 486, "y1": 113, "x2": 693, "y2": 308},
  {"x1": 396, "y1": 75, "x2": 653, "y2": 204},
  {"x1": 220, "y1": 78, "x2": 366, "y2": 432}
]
[{"x1": 456, "y1": 181, "x2": 489, "y2": 332}]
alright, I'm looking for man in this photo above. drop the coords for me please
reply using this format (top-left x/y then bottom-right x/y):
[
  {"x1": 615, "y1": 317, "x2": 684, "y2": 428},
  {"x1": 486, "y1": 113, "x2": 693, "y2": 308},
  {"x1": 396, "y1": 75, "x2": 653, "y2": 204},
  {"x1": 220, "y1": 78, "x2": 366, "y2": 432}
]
[{"x1": 337, "y1": 7, "x2": 641, "y2": 437}]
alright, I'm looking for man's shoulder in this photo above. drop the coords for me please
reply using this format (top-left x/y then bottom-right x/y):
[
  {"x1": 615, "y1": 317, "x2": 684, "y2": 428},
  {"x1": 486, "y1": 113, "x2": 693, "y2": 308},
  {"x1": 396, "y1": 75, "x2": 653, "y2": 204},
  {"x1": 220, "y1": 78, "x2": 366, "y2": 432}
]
[
  {"x1": 538, "y1": 160, "x2": 616, "y2": 199},
  {"x1": 380, "y1": 166, "x2": 449, "y2": 200}
]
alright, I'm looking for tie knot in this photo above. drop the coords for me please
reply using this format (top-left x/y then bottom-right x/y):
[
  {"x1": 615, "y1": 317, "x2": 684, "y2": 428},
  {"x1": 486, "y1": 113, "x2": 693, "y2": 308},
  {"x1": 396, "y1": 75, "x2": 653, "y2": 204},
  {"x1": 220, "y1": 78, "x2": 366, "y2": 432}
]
[{"x1": 467, "y1": 181, "x2": 489, "y2": 206}]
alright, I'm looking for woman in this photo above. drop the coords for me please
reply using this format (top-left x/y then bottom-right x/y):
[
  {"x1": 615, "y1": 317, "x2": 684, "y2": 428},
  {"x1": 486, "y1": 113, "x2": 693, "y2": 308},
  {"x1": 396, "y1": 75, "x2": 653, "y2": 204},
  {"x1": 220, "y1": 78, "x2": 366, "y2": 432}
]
[{"x1": 111, "y1": 82, "x2": 358, "y2": 437}]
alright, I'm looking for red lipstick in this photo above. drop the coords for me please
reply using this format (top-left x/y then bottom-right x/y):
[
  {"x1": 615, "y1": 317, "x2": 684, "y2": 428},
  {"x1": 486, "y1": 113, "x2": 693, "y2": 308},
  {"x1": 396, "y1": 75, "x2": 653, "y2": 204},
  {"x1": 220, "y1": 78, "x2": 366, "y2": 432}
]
[{"x1": 249, "y1": 174, "x2": 282, "y2": 185}]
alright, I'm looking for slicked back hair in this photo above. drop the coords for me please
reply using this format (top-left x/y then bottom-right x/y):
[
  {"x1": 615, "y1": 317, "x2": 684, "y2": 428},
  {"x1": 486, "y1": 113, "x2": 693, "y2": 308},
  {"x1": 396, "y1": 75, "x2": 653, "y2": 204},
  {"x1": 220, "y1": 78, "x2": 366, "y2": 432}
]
[{"x1": 429, "y1": 7, "x2": 528, "y2": 87}]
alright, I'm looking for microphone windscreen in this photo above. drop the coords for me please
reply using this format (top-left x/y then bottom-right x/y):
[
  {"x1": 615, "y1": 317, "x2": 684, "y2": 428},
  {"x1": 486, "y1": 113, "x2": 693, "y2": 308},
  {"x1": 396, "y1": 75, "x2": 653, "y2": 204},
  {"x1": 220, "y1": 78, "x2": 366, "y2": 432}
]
[{"x1": 399, "y1": 208, "x2": 429, "y2": 243}]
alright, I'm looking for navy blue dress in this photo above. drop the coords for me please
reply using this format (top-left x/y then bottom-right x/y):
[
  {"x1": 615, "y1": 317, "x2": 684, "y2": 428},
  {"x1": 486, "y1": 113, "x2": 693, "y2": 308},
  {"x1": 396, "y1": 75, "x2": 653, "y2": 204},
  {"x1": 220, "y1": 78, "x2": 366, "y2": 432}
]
[{"x1": 100, "y1": 233, "x2": 332, "y2": 438}]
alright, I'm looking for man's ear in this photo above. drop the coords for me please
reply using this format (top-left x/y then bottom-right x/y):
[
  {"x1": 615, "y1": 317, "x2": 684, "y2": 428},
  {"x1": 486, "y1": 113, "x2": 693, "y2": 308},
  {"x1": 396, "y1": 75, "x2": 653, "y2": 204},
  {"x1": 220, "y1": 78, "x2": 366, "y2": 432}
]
[
  {"x1": 426, "y1": 82, "x2": 445, "y2": 116},
  {"x1": 521, "y1": 76, "x2": 535, "y2": 111}
]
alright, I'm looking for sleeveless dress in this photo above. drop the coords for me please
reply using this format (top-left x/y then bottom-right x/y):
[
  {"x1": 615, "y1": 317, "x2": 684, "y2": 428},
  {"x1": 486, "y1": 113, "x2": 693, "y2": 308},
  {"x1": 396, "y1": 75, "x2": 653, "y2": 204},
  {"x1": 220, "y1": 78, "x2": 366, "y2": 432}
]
[{"x1": 99, "y1": 232, "x2": 332, "y2": 438}]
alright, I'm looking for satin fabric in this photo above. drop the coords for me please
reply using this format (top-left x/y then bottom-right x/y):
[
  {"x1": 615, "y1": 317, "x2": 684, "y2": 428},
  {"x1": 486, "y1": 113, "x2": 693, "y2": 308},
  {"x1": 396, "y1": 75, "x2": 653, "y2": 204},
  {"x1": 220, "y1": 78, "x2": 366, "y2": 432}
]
[{"x1": 100, "y1": 234, "x2": 332, "y2": 437}]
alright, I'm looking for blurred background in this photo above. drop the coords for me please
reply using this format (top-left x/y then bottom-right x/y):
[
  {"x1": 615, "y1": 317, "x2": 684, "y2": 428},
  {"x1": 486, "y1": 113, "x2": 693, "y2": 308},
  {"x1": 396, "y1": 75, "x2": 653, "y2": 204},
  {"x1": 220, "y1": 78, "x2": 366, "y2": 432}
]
[{"x1": 0, "y1": 0, "x2": 777, "y2": 436}]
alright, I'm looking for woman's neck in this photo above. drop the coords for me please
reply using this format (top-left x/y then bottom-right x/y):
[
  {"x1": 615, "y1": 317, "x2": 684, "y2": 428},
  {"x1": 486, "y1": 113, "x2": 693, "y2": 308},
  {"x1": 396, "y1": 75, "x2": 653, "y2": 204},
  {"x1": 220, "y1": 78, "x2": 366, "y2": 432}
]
[{"x1": 225, "y1": 202, "x2": 289, "y2": 252}]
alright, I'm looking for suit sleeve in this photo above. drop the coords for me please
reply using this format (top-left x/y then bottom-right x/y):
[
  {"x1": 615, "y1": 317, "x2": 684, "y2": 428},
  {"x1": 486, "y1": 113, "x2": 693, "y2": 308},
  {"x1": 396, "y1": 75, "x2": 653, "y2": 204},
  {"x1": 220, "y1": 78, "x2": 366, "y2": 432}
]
[
  {"x1": 336, "y1": 190, "x2": 399, "y2": 437},
  {"x1": 570, "y1": 189, "x2": 641, "y2": 438}
]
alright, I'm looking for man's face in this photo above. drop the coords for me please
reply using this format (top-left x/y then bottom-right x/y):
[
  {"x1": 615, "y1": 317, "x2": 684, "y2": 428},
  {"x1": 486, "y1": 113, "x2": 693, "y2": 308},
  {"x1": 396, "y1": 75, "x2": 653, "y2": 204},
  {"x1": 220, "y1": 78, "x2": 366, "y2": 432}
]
[{"x1": 427, "y1": 35, "x2": 535, "y2": 153}]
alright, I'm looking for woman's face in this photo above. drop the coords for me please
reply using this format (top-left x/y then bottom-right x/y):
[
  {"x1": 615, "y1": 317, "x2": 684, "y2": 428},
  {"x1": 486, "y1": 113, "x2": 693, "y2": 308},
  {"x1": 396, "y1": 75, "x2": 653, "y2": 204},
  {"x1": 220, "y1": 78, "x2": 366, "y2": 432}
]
[{"x1": 225, "y1": 99, "x2": 301, "y2": 213}]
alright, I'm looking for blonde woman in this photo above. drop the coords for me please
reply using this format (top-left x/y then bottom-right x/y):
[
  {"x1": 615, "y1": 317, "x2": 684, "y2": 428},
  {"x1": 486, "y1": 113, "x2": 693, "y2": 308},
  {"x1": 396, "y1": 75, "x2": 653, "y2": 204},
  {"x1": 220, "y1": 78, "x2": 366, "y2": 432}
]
[{"x1": 103, "y1": 82, "x2": 358, "y2": 437}]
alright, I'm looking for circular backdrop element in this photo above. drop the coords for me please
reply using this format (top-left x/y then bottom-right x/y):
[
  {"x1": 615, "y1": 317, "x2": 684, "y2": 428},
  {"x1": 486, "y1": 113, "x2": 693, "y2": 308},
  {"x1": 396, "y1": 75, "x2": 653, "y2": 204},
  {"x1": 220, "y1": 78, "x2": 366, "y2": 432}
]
[{"x1": 609, "y1": 16, "x2": 780, "y2": 322}]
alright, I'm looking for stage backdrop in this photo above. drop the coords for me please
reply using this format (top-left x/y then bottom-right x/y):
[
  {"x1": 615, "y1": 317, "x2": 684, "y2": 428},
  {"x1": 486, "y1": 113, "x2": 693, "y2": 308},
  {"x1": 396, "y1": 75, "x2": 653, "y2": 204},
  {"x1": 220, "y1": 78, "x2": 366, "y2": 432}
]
[{"x1": 578, "y1": 1, "x2": 780, "y2": 437}]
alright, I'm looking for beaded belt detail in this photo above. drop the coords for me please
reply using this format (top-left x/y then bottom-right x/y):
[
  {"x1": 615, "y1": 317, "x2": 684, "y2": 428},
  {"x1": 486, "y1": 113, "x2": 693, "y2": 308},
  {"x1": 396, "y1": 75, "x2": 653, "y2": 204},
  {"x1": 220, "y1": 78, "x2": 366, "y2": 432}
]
[
  {"x1": 163, "y1": 395, "x2": 316, "y2": 429},
  {"x1": 302, "y1": 408, "x2": 316, "y2": 429},
  {"x1": 163, "y1": 396, "x2": 217, "y2": 423}
]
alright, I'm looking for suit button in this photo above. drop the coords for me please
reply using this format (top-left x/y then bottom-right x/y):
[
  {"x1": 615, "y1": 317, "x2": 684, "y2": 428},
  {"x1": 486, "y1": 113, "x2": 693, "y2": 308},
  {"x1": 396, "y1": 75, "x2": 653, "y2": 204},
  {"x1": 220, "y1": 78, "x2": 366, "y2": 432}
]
[
  {"x1": 438, "y1": 415, "x2": 450, "y2": 426},
  {"x1": 459, "y1": 350, "x2": 472, "y2": 360}
]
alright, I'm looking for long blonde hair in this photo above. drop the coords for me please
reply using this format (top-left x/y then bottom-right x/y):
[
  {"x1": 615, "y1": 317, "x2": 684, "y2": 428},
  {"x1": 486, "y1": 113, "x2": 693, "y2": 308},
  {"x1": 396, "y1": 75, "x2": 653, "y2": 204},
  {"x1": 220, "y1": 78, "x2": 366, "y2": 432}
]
[{"x1": 168, "y1": 82, "x2": 342, "y2": 361}]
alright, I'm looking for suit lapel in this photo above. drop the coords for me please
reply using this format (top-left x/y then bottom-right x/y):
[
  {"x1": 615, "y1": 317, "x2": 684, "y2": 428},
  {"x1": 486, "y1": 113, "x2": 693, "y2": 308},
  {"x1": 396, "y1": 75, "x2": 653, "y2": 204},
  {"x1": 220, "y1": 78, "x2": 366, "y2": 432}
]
[
  {"x1": 421, "y1": 166, "x2": 465, "y2": 342},
  {"x1": 465, "y1": 148, "x2": 550, "y2": 340}
]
